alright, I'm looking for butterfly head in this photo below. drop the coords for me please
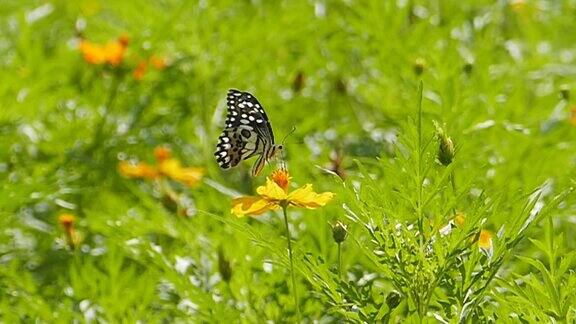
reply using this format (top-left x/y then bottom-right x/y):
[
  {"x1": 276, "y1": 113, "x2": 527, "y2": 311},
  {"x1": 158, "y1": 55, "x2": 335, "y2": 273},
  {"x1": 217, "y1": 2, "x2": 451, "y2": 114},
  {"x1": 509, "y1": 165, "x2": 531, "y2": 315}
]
[{"x1": 272, "y1": 144, "x2": 283, "y2": 157}]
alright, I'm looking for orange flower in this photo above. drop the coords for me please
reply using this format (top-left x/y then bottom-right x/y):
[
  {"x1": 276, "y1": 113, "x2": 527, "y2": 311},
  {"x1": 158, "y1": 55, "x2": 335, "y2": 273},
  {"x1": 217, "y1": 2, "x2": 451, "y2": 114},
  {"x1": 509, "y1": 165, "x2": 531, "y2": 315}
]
[
  {"x1": 79, "y1": 35, "x2": 129, "y2": 66},
  {"x1": 58, "y1": 213, "x2": 81, "y2": 249},
  {"x1": 119, "y1": 146, "x2": 204, "y2": 187},
  {"x1": 154, "y1": 146, "x2": 172, "y2": 162},
  {"x1": 231, "y1": 169, "x2": 334, "y2": 217},
  {"x1": 150, "y1": 55, "x2": 167, "y2": 70},
  {"x1": 570, "y1": 106, "x2": 576, "y2": 126},
  {"x1": 133, "y1": 61, "x2": 148, "y2": 80}
]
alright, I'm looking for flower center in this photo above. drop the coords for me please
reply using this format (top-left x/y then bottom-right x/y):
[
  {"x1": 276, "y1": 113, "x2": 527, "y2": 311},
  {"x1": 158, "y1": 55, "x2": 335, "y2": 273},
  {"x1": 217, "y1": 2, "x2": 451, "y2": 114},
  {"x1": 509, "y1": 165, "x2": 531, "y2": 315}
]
[{"x1": 271, "y1": 169, "x2": 290, "y2": 192}]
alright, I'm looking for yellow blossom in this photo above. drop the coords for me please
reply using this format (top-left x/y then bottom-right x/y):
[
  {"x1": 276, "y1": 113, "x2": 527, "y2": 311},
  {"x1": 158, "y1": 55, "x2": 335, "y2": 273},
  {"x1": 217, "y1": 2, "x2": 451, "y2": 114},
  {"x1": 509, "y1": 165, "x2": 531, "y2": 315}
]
[
  {"x1": 231, "y1": 169, "x2": 334, "y2": 217},
  {"x1": 158, "y1": 159, "x2": 204, "y2": 187},
  {"x1": 454, "y1": 212, "x2": 465, "y2": 227},
  {"x1": 119, "y1": 146, "x2": 204, "y2": 187},
  {"x1": 119, "y1": 161, "x2": 159, "y2": 179},
  {"x1": 478, "y1": 229, "x2": 493, "y2": 250}
]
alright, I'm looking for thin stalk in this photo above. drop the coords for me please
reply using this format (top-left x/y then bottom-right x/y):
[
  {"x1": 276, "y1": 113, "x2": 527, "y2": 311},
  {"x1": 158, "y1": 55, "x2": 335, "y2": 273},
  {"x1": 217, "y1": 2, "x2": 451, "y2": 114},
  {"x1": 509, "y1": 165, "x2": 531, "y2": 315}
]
[
  {"x1": 337, "y1": 242, "x2": 342, "y2": 279},
  {"x1": 416, "y1": 81, "x2": 424, "y2": 244},
  {"x1": 450, "y1": 170, "x2": 457, "y2": 214},
  {"x1": 281, "y1": 204, "x2": 301, "y2": 319},
  {"x1": 87, "y1": 72, "x2": 122, "y2": 155}
]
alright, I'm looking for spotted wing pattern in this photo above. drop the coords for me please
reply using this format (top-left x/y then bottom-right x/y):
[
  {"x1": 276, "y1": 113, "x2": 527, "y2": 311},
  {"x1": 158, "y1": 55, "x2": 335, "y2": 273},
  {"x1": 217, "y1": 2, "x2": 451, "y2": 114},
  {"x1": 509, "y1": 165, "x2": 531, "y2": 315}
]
[{"x1": 214, "y1": 89, "x2": 275, "y2": 173}]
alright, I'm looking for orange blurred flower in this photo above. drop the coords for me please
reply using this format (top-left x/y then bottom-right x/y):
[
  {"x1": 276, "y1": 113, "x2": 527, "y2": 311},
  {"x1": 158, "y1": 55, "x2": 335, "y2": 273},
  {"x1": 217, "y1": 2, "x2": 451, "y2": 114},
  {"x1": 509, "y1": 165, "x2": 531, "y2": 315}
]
[
  {"x1": 79, "y1": 35, "x2": 129, "y2": 66},
  {"x1": 231, "y1": 169, "x2": 334, "y2": 217},
  {"x1": 119, "y1": 146, "x2": 204, "y2": 187},
  {"x1": 58, "y1": 213, "x2": 81, "y2": 249},
  {"x1": 133, "y1": 61, "x2": 148, "y2": 80},
  {"x1": 133, "y1": 55, "x2": 168, "y2": 80},
  {"x1": 150, "y1": 55, "x2": 167, "y2": 70},
  {"x1": 570, "y1": 106, "x2": 576, "y2": 126}
]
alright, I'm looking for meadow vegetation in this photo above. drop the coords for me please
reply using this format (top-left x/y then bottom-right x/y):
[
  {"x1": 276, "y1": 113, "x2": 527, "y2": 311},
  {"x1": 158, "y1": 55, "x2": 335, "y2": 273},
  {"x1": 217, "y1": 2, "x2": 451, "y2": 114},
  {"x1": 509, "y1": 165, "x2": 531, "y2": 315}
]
[{"x1": 1, "y1": 0, "x2": 575, "y2": 322}]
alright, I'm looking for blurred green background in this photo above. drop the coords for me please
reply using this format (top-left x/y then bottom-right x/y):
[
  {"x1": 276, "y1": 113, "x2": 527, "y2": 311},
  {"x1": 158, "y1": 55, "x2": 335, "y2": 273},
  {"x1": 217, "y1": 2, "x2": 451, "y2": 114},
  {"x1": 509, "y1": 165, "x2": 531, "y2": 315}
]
[{"x1": 0, "y1": 0, "x2": 575, "y2": 321}]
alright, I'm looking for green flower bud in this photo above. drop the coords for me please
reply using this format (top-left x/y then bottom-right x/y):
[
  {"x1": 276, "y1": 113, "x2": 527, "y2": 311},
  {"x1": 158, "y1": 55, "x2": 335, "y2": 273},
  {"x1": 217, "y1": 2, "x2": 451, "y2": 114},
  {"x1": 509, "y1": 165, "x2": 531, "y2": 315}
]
[
  {"x1": 332, "y1": 221, "x2": 348, "y2": 243},
  {"x1": 413, "y1": 57, "x2": 426, "y2": 76},
  {"x1": 463, "y1": 61, "x2": 474, "y2": 75},
  {"x1": 434, "y1": 122, "x2": 455, "y2": 166},
  {"x1": 386, "y1": 291, "x2": 401, "y2": 309},
  {"x1": 218, "y1": 248, "x2": 232, "y2": 282},
  {"x1": 560, "y1": 84, "x2": 570, "y2": 101}
]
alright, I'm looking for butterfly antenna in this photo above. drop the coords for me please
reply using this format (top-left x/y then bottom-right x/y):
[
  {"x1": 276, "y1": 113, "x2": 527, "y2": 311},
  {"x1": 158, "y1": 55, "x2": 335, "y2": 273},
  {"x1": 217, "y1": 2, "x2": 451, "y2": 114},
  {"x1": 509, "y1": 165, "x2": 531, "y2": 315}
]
[
  {"x1": 276, "y1": 126, "x2": 296, "y2": 171},
  {"x1": 281, "y1": 126, "x2": 297, "y2": 146}
]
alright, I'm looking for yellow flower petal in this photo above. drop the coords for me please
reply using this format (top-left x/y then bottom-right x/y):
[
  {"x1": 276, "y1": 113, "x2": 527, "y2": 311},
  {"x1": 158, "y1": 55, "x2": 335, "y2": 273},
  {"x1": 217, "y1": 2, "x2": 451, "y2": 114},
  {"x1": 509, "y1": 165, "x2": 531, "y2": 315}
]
[
  {"x1": 231, "y1": 196, "x2": 278, "y2": 217},
  {"x1": 119, "y1": 161, "x2": 159, "y2": 179},
  {"x1": 257, "y1": 178, "x2": 288, "y2": 201},
  {"x1": 288, "y1": 184, "x2": 334, "y2": 208},
  {"x1": 478, "y1": 230, "x2": 492, "y2": 250},
  {"x1": 159, "y1": 159, "x2": 204, "y2": 186}
]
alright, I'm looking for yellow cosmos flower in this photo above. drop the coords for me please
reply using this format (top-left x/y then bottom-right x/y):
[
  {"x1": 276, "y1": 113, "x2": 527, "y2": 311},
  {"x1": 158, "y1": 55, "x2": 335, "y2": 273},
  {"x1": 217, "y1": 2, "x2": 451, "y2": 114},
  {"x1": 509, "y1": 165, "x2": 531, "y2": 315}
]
[
  {"x1": 478, "y1": 229, "x2": 493, "y2": 250},
  {"x1": 119, "y1": 146, "x2": 204, "y2": 187},
  {"x1": 231, "y1": 169, "x2": 334, "y2": 217}
]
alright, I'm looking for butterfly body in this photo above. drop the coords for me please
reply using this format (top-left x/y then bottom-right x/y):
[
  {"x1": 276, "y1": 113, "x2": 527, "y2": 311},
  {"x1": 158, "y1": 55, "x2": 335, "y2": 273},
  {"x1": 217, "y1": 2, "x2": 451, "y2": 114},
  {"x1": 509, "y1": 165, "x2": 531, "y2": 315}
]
[{"x1": 215, "y1": 89, "x2": 282, "y2": 176}]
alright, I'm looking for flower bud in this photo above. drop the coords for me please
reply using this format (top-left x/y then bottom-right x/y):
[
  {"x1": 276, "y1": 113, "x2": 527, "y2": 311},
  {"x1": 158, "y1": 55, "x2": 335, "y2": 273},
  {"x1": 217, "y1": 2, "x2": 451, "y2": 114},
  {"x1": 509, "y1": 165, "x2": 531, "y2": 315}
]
[
  {"x1": 332, "y1": 221, "x2": 348, "y2": 243},
  {"x1": 434, "y1": 122, "x2": 455, "y2": 166},
  {"x1": 560, "y1": 84, "x2": 570, "y2": 101},
  {"x1": 386, "y1": 291, "x2": 401, "y2": 310},
  {"x1": 218, "y1": 248, "x2": 232, "y2": 282},
  {"x1": 463, "y1": 61, "x2": 474, "y2": 75},
  {"x1": 413, "y1": 57, "x2": 426, "y2": 76}
]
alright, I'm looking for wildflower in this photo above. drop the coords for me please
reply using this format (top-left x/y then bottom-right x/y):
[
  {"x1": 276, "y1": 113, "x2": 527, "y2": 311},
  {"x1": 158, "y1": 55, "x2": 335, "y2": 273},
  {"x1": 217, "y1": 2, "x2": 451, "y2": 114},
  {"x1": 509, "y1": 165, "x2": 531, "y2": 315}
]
[
  {"x1": 58, "y1": 213, "x2": 81, "y2": 249},
  {"x1": 434, "y1": 121, "x2": 455, "y2": 166},
  {"x1": 119, "y1": 146, "x2": 204, "y2": 187},
  {"x1": 150, "y1": 55, "x2": 167, "y2": 70},
  {"x1": 79, "y1": 35, "x2": 129, "y2": 66},
  {"x1": 454, "y1": 212, "x2": 465, "y2": 227},
  {"x1": 119, "y1": 161, "x2": 159, "y2": 179},
  {"x1": 133, "y1": 61, "x2": 148, "y2": 80},
  {"x1": 232, "y1": 169, "x2": 333, "y2": 318},
  {"x1": 332, "y1": 221, "x2": 348, "y2": 243},
  {"x1": 570, "y1": 106, "x2": 576, "y2": 126},
  {"x1": 231, "y1": 169, "x2": 334, "y2": 217},
  {"x1": 413, "y1": 57, "x2": 426, "y2": 75},
  {"x1": 478, "y1": 229, "x2": 492, "y2": 250}
]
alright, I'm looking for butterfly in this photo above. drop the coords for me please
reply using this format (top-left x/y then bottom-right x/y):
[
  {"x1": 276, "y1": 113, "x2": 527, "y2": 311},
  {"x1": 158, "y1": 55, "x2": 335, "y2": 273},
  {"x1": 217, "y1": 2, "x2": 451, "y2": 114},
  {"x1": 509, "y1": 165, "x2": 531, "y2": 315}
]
[{"x1": 215, "y1": 89, "x2": 283, "y2": 176}]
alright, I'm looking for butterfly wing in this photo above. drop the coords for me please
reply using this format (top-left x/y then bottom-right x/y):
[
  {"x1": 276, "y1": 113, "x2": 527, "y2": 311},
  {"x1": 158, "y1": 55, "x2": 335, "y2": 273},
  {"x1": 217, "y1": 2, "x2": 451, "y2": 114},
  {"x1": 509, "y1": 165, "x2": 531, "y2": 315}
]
[{"x1": 215, "y1": 89, "x2": 276, "y2": 174}]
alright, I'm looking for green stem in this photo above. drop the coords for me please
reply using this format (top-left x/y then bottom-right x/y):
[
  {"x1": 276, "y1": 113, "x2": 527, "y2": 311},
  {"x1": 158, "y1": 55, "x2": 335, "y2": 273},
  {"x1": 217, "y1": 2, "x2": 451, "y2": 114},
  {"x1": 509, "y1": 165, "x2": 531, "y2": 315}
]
[
  {"x1": 87, "y1": 72, "x2": 122, "y2": 155},
  {"x1": 450, "y1": 170, "x2": 457, "y2": 214},
  {"x1": 337, "y1": 242, "x2": 342, "y2": 279},
  {"x1": 416, "y1": 81, "x2": 424, "y2": 244},
  {"x1": 281, "y1": 205, "x2": 301, "y2": 319}
]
